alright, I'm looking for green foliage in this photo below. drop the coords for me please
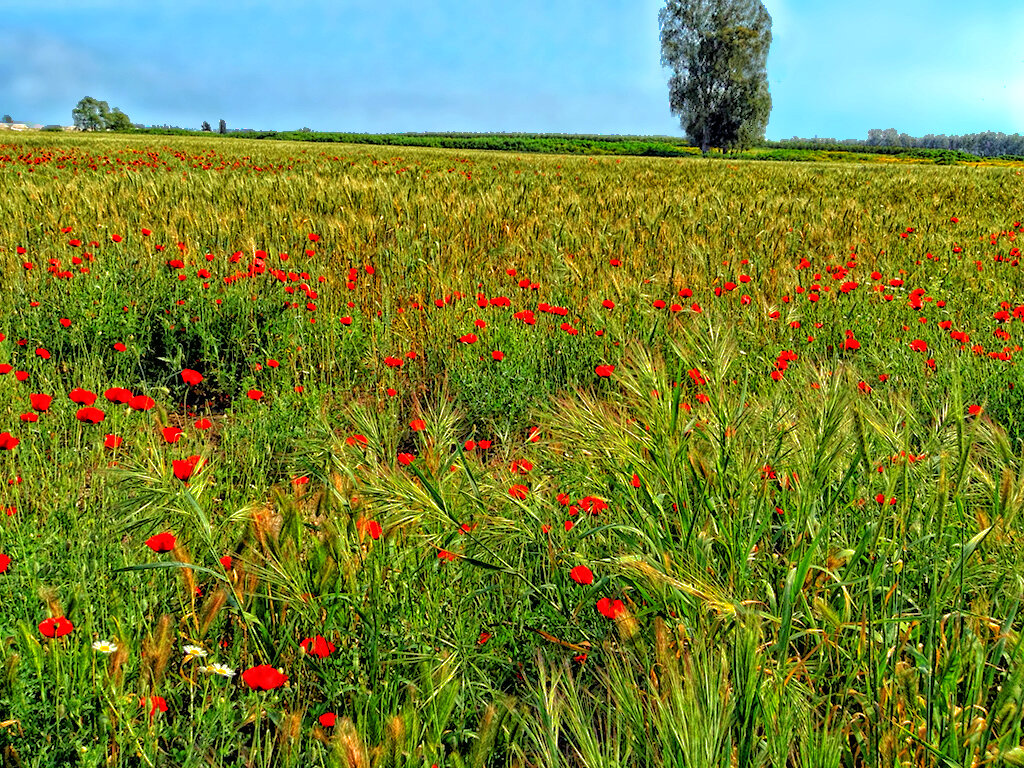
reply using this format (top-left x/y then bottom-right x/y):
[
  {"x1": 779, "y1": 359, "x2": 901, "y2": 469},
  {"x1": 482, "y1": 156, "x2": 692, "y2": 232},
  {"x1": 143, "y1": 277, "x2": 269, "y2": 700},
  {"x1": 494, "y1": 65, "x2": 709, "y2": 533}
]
[
  {"x1": 660, "y1": 0, "x2": 772, "y2": 153},
  {"x1": 71, "y1": 97, "x2": 132, "y2": 132},
  {"x1": 0, "y1": 134, "x2": 1023, "y2": 765}
]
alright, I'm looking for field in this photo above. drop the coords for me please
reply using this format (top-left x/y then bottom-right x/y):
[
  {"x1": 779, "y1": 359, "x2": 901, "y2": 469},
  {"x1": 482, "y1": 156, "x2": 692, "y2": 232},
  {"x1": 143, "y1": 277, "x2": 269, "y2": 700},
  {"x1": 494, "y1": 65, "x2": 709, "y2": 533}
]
[{"x1": 1, "y1": 133, "x2": 1024, "y2": 767}]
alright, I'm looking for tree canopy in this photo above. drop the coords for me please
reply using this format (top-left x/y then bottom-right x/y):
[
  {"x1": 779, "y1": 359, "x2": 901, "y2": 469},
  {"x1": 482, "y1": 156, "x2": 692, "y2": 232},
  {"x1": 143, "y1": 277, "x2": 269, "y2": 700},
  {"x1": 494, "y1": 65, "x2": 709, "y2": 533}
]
[
  {"x1": 660, "y1": 0, "x2": 772, "y2": 154},
  {"x1": 72, "y1": 97, "x2": 132, "y2": 131}
]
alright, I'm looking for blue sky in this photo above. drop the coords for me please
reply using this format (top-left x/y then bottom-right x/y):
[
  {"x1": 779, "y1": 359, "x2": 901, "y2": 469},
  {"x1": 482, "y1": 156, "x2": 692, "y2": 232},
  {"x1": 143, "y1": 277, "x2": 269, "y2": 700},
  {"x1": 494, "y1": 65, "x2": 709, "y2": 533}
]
[{"x1": 0, "y1": 0, "x2": 1021, "y2": 140}]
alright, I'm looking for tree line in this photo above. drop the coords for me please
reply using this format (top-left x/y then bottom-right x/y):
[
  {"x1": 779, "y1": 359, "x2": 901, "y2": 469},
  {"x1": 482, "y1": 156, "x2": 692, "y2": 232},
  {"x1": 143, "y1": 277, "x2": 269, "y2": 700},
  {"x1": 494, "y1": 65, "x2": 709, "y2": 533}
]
[{"x1": 770, "y1": 130, "x2": 1024, "y2": 159}]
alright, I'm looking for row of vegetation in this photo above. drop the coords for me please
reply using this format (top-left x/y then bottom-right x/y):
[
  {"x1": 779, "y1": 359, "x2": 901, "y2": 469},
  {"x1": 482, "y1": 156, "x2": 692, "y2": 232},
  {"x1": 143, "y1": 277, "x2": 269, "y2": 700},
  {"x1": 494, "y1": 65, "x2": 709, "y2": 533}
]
[
  {"x1": 1, "y1": 132, "x2": 1023, "y2": 766},
  {"x1": 113, "y1": 126, "x2": 1024, "y2": 165}
]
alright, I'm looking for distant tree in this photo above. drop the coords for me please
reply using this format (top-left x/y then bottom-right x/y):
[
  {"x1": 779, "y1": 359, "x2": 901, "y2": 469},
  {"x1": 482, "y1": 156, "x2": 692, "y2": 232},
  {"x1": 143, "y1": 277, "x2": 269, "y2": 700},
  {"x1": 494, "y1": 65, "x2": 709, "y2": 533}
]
[
  {"x1": 71, "y1": 97, "x2": 132, "y2": 131},
  {"x1": 105, "y1": 108, "x2": 132, "y2": 131},
  {"x1": 2, "y1": 115, "x2": 12, "y2": 124},
  {"x1": 201, "y1": 121, "x2": 212, "y2": 132},
  {"x1": 218, "y1": 119, "x2": 227, "y2": 135},
  {"x1": 72, "y1": 97, "x2": 110, "y2": 131},
  {"x1": 659, "y1": 0, "x2": 772, "y2": 154}
]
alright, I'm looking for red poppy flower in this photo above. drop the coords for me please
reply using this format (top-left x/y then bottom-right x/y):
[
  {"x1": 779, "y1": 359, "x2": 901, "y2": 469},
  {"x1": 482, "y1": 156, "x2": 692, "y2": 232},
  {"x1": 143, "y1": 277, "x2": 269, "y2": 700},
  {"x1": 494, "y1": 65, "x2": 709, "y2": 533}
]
[
  {"x1": 410, "y1": 419, "x2": 426, "y2": 431},
  {"x1": 194, "y1": 418, "x2": 212, "y2": 430},
  {"x1": 29, "y1": 394, "x2": 52, "y2": 412},
  {"x1": 308, "y1": 233, "x2": 320, "y2": 242},
  {"x1": 508, "y1": 484, "x2": 529, "y2": 500},
  {"x1": 69, "y1": 388, "x2": 98, "y2": 405},
  {"x1": 596, "y1": 597, "x2": 625, "y2": 619},
  {"x1": 241, "y1": 664, "x2": 288, "y2": 690},
  {"x1": 104, "y1": 387, "x2": 133, "y2": 404},
  {"x1": 104, "y1": 434, "x2": 123, "y2": 449},
  {"x1": 219, "y1": 555, "x2": 233, "y2": 570},
  {"x1": 39, "y1": 616, "x2": 74, "y2": 638},
  {"x1": 181, "y1": 369, "x2": 203, "y2": 386},
  {"x1": 76, "y1": 406, "x2": 105, "y2": 424},
  {"x1": 129, "y1": 394, "x2": 155, "y2": 411},
  {"x1": 162, "y1": 426, "x2": 183, "y2": 444},
  {"x1": 141, "y1": 228, "x2": 152, "y2": 236},
  {"x1": 458, "y1": 333, "x2": 477, "y2": 344},
  {"x1": 319, "y1": 712, "x2": 336, "y2": 728},
  {"x1": 397, "y1": 452, "x2": 415, "y2": 466},
  {"x1": 146, "y1": 532, "x2": 176, "y2": 553},
  {"x1": 246, "y1": 389, "x2": 264, "y2": 401},
  {"x1": 111, "y1": 234, "x2": 123, "y2": 243},
  {"x1": 510, "y1": 459, "x2": 533, "y2": 474},
  {"x1": 0, "y1": 432, "x2": 19, "y2": 450},
  {"x1": 0, "y1": 553, "x2": 10, "y2": 573},
  {"x1": 491, "y1": 350, "x2": 505, "y2": 361},
  {"x1": 173, "y1": 455, "x2": 202, "y2": 481},
  {"x1": 113, "y1": 342, "x2": 127, "y2": 352},
  {"x1": 384, "y1": 356, "x2": 403, "y2": 368},
  {"x1": 570, "y1": 565, "x2": 594, "y2": 585},
  {"x1": 35, "y1": 348, "x2": 50, "y2": 360},
  {"x1": 14, "y1": 371, "x2": 28, "y2": 382},
  {"x1": 595, "y1": 364, "x2": 615, "y2": 377},
  {"x1": 909, "y1": 339, "x2": 928, "y2": 353},
  {"x1": 968, "y1": 404, "x2": 982, "y2": 416},
  {"x1": 437, "y1": 549, "x2": 457, "y2": 561},
  {"x1": 300, "y1": 635, "x2": 336, "y2": 658},
  {"x1": 0, "y1": 364, "x2": 10, "y2": 375},
  {"x1": 141, "y1": 696, "x2": 168, "y2": 718},
  {"x1": 19, "y1": 413, "x2": 37, "y2": 423},
  {"x1": 367, "y1": 520, "x2": 382, "y2": 540}
]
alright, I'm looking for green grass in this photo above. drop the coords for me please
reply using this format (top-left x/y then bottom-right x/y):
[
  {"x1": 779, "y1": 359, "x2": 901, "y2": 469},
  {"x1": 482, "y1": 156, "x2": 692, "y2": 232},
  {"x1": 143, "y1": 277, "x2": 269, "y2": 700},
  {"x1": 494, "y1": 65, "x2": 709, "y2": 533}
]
[{"x1": 0, "y1": 132, "x2": 1023, "y2": 766}]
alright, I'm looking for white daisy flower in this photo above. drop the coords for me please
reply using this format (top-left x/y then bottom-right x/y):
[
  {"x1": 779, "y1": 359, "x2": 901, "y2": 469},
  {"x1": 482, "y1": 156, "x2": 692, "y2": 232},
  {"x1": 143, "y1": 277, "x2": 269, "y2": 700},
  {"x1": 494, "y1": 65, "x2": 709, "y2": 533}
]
[
  {"x1": 203, "y1": 663, "x2": 236, "y2": 678},
  {"x1": 92, "y1": 639, "x2": 118, "y2": 654},
  {"x1": 183, "y1": 644, "x2": 208, "y2": 660}
]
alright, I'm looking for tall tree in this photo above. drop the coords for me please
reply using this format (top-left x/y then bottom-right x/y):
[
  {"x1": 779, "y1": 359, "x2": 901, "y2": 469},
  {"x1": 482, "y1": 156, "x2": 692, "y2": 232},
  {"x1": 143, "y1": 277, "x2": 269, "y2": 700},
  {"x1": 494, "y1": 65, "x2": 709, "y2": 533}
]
[
  {"x1": 218, "y1": 119, "x2": 227, "y2": 135},
  {"x1": 71, "y1": 97, "x2": 132, "y2": 131},
  {"x1": 659, "y1": 0, "x2": 772, "y2": 154},
  {"x1": 105, "y1": 107, "x2": 133, "y2": 131},
  {"x1": 72, "y1": 97, "x2": 110, "y2": 131},
  {"x1": 201, "y1": 121, "x2": 212, "y2": 132}
]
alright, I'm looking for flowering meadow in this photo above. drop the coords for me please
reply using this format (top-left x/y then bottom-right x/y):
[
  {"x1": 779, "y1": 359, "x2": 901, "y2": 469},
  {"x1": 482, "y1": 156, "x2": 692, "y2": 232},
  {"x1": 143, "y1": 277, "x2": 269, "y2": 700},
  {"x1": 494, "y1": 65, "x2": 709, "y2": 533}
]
[{"x1": 1, "y1": 133, "x2": 1024, "y2": 767}]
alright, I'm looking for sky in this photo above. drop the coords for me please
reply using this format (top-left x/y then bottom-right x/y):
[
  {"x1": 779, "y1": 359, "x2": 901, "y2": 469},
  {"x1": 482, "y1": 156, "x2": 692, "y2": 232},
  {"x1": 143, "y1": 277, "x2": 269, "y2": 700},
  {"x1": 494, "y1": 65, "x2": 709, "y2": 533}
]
[{"x1": 0, "y1": 0, "x2": 1021, "y2": 141}]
